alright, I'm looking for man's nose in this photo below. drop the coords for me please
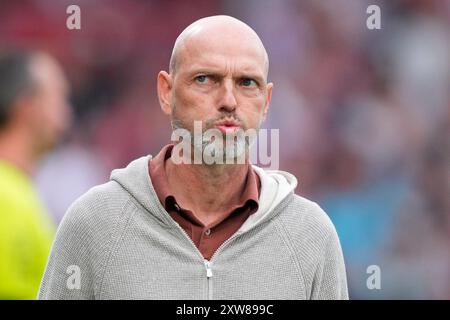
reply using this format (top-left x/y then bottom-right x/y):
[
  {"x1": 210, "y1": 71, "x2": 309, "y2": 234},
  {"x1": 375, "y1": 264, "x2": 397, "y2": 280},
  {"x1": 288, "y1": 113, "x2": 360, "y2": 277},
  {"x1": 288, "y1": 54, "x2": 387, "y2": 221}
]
[{"x1": 217, "y1": 80, "x2": 237, "y2": 112}]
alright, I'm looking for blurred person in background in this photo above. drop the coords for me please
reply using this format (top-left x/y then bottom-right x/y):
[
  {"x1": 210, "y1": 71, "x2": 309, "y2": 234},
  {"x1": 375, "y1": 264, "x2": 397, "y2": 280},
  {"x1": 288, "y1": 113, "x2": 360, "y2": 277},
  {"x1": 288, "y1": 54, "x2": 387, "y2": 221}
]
[{"x1": 0, "y1": 49, "x2": 71, "y2": 299}]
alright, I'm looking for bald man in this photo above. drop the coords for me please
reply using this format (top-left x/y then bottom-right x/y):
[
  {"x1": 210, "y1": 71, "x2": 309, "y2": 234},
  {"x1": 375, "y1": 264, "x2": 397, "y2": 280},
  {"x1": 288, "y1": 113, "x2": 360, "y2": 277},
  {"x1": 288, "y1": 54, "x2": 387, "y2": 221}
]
[{"x1": 39, "y1": 16, "x2": 348, "y2": 300}]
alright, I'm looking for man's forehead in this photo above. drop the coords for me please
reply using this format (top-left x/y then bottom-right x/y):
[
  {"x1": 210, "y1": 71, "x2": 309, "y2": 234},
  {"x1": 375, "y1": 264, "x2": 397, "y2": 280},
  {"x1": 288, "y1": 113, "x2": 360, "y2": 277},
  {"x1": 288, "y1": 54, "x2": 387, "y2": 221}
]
[
  {"x1": 31, "y1": 54, "x2": 69, "y2": 93},
  {"x1": 180, "y1": 51, "x2": 266, "y2": 76},
  {"x1": 178, "y1": 35, "x2": 267, "y2": 75},
  {"x1": 170, "y1": 16, "x2": 269, "y2": 77}
]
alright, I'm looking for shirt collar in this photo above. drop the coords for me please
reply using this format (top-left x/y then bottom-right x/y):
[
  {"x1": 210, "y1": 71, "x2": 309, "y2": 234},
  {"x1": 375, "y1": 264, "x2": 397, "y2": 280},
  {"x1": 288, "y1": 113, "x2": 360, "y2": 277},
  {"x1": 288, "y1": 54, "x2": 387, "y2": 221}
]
[{"x1": 149, "y1": 144, "x2": 260, "y2": 213}]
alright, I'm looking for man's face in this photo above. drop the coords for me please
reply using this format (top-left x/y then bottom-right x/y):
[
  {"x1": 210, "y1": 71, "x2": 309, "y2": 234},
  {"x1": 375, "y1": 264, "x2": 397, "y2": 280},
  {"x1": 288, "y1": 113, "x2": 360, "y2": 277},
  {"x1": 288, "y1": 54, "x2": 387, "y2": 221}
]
[
  {"x1": 28, "y1": 54, "x2": 71, "y2": 153},
  {"x1": 160, "y1": 24, "x2": 273, "y2": 161}
]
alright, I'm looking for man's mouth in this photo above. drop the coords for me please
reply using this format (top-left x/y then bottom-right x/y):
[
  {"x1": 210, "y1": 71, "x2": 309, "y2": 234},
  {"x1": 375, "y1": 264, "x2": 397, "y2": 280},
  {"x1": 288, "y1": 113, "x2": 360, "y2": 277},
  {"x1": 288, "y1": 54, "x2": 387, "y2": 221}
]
[{"x1": 214, "y1": 119, "x2": 241, "y2": 134}]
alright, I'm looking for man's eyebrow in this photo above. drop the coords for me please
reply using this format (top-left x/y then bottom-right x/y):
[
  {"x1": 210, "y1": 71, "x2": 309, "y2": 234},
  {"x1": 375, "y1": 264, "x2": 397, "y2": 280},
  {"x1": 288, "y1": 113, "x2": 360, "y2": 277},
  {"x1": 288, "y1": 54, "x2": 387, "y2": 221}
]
[
  {"x1": 186, "y1": 68, "x2": 224, "y2": 76},
  {"x1": 185, "y1": 69, "x2": 265, "y2": 83},
  {"x1": 234, "y1": 73, "x2": 265, "y2": 83}
]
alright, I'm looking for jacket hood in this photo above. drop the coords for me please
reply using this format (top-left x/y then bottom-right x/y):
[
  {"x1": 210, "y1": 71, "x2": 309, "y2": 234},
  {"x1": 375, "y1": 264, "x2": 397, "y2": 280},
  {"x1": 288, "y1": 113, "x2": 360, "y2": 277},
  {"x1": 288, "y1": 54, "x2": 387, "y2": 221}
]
[{"x1": 110, "y1": 155, "x2": 297, "y2": 233}]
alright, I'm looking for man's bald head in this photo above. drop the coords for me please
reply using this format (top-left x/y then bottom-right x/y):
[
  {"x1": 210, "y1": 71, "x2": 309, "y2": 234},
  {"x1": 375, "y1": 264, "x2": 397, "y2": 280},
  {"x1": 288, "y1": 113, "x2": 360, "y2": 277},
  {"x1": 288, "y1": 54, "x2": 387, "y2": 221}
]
[{"x1": 169, "y1": 15, "x2": 269, "y2": 80}]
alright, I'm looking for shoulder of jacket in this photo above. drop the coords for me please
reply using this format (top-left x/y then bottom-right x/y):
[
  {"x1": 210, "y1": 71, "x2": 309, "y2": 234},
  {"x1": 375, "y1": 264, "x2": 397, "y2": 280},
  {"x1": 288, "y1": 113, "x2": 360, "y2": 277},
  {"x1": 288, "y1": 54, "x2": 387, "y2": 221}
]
[
  {"x1": 59, "y1": 180, "x2": 134, "y2": 237},
  {"x1": 277, "y1": 193, "x2": 337, "y2": 243}
]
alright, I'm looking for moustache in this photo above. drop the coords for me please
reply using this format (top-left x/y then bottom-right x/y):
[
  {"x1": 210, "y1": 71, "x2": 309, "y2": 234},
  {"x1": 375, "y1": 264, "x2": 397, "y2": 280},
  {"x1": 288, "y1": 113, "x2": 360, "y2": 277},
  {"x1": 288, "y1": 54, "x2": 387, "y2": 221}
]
[{"x1": 205, "y1": 114, "x2": 244, "y2": 130}]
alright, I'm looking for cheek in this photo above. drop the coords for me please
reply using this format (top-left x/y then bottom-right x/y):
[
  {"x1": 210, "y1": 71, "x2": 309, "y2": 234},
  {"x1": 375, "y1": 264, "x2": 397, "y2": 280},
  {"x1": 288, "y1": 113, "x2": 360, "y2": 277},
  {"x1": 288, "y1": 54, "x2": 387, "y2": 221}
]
[
  {"x1": 237, "y1": 96, "x2": 266, "y2": 127},
  {"x1": 175, "y1": 88, "x2": 212, "y2": 120},
  {"x1": 39, "y1": 93, "x2": 71, "y2": 133},
  {"x1": 178, "y1": 87, "x2": 208, "y2": 108}
]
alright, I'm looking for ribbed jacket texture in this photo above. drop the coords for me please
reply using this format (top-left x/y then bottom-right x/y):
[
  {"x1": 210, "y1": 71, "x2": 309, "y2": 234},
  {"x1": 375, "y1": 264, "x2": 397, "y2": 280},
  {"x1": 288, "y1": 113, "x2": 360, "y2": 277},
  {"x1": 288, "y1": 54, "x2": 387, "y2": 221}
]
[{"x1": 38, "y1": 155, "x2": 348, "y2": 300}]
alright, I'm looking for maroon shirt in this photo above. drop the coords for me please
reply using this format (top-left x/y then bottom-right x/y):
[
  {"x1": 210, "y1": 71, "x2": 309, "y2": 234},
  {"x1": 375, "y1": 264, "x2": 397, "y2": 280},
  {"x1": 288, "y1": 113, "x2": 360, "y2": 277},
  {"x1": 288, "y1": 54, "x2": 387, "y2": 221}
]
[{"x1": 148, "y1": 144, "x2": 260, "y2": 260}]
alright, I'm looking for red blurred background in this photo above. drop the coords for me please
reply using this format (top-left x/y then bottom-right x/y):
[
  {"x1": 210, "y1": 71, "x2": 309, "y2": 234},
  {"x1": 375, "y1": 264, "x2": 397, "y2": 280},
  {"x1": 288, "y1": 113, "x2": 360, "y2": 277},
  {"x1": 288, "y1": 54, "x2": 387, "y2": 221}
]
[{"x1": 0, "y1": 0, "x2": 449, "y2": 299}]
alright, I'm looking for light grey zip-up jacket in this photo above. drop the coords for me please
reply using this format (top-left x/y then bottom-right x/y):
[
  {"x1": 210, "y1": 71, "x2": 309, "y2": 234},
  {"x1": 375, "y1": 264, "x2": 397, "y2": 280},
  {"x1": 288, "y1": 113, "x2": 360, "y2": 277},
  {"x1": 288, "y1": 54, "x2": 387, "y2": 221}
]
[{"x1": 38, "y1": 155, "x2": 348, "y2": 300}]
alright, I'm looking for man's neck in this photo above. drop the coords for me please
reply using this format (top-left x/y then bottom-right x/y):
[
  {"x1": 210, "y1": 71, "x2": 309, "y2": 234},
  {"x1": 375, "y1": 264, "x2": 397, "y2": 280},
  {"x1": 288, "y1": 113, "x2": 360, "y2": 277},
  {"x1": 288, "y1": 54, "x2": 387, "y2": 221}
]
[
  {"x1": 165, "y1": 157, "x2": 250, "y2": 223},
  {"x1": 0, "y1": 129, "x2": 36, "y2": 176}
]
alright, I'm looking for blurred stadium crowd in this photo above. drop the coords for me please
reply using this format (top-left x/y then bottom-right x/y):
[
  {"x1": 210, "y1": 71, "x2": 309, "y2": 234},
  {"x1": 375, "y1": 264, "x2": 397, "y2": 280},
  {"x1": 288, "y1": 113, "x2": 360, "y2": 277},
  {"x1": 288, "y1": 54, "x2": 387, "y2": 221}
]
[{"x1": 0, "y1": 0, "x2": 449, "y2": 299}]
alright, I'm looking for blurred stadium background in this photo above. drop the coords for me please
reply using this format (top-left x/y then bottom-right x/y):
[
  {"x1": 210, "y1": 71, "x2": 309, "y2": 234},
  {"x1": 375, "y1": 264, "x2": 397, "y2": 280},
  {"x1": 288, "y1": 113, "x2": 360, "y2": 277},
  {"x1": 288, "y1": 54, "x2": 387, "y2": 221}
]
[{"x1": 0, "y1": 0, "x2": 449, "y2": 299}]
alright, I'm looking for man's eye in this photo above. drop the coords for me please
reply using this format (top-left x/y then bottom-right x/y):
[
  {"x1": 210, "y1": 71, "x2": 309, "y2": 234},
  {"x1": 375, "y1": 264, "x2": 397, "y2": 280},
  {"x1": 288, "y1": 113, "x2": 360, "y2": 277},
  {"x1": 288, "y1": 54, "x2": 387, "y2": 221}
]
[
  {"x1": 195, "y1": 75, "x2": 209, "y2": 83},
  {"x1": 241, "y1": 78, "x2": 257, "y2": 87}
]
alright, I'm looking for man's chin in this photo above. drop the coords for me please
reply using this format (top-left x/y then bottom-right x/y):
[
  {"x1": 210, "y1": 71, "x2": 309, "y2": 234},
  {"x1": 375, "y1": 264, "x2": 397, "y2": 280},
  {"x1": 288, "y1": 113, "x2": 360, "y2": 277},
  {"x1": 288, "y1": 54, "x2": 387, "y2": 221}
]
[
  {"x1": 196, "y1": 140, "x2": 248, "y2": 165},
  {"x1": 37, "y1": 137, "x2": 61, "y2": 157}
]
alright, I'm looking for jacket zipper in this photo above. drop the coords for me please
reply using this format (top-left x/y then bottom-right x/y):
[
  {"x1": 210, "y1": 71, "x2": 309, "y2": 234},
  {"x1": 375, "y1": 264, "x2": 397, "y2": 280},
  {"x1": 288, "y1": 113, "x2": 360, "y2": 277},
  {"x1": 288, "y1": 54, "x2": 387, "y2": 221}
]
[
  {"x1": 166, "y1": 216, "x2": 245, "y2": 300},
  {"x1": 204, "y1": 260, "x2": 213, "y2": 300},
  {"x1": 201, "y1": 231, "x2": 248, "y2": 299},
  {"x1": 162, "y1": 216, "x2": 216, "y2": 299},
  {"x1": 153, "y1": 192, "x2": 293, "y2": 299}
]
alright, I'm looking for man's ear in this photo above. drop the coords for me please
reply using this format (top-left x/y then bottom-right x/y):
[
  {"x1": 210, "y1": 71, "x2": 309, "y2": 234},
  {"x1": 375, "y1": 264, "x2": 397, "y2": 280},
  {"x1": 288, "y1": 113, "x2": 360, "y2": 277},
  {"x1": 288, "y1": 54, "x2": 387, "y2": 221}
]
[
  {"x1": 157, "y1": 71, "x2": 173, "y2": 116},
  {"x1": 262, "y1": 82, "x2": 273, "y2": 122}
]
